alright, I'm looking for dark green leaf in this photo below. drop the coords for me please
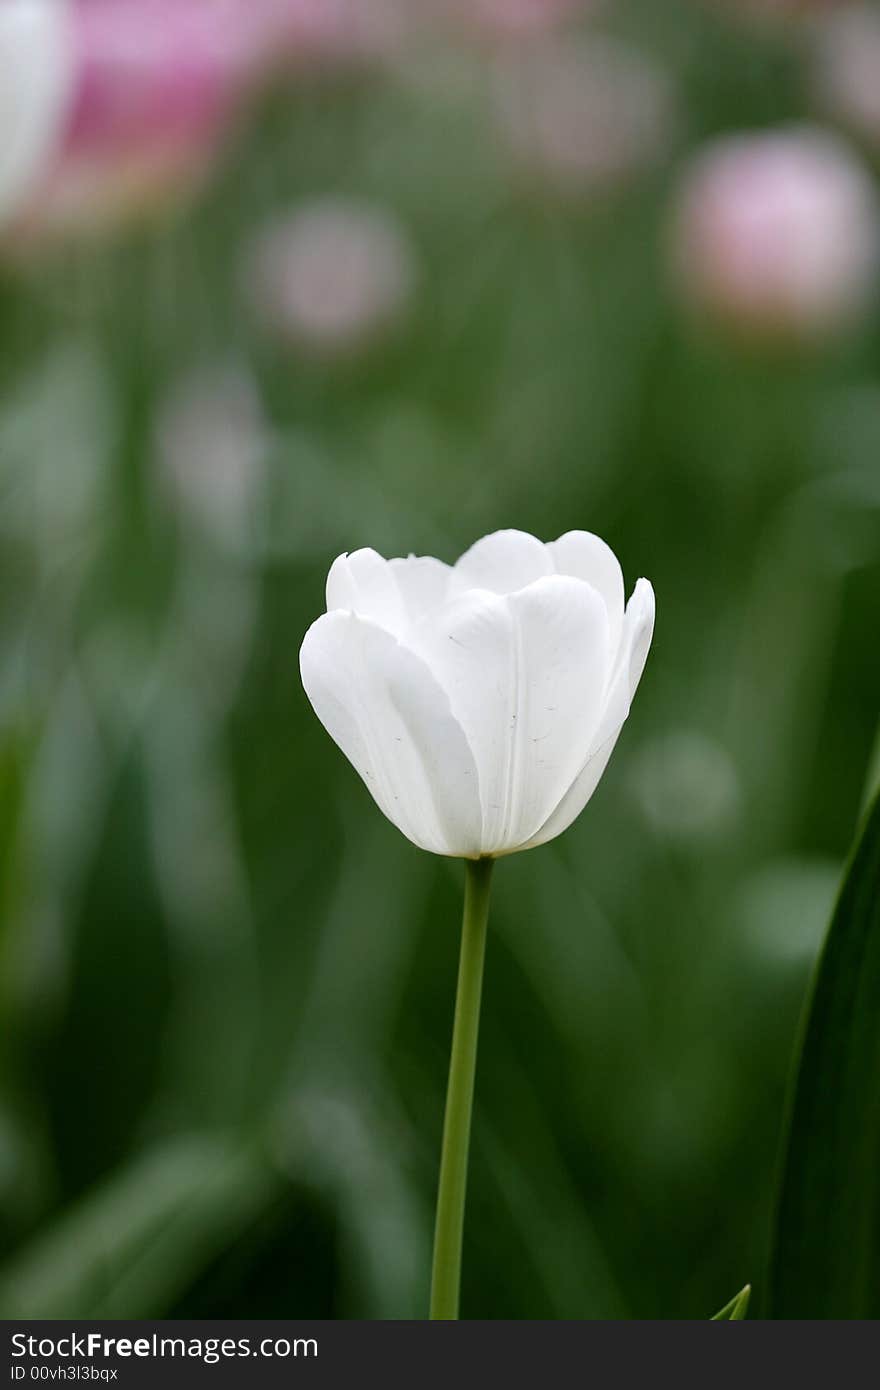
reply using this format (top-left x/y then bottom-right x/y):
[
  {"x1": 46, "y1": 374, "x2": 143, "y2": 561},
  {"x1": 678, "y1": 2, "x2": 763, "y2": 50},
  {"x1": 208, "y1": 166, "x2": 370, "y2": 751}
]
[{"x1": 768, "y1": 792, "x2": 880, "y2": 1318}]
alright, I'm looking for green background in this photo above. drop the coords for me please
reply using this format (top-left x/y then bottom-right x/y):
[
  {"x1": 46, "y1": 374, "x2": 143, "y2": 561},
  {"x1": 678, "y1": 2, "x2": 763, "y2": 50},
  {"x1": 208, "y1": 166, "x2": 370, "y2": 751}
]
[{"x1": 1, "y1": 0, "x2": 879, "y2": 1319}]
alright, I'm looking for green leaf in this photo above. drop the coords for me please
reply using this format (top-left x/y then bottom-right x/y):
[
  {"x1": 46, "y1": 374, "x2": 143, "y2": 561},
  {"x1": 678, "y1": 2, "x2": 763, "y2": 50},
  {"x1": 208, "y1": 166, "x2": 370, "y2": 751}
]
[
  {"x1": 768, "y1": 791, "x2": 880, "y2": 1318},
  {"x1": 711, "y1": 1285, "x2": 751, "y2": 1320},
  {"x1": 0, "y1": 1135, "x2": 280, "y2": 1319}
]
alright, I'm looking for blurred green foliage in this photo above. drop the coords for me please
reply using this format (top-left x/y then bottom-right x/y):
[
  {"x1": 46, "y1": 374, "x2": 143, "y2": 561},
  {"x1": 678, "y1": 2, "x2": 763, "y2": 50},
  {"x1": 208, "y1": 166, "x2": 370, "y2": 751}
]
[{"x1": 1, "y1": 1, "x2": 879, "y2": 1319}]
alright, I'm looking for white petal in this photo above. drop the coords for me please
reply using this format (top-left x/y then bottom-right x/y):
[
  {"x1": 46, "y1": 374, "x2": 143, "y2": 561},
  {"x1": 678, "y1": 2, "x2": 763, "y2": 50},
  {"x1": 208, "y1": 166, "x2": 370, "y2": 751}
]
[
  {"x1": 520, "y1": 737, "x2": 621, "y2": 854},
  {"x1": 410, "y1": 587, "x2": 514, "y2": 850},
  {"x1": 0, "y1": 0, "x2": 73, "y2": 225},
  {"x1": 325, "y1": 549, "x2": 406, "y2": 634},
  {"x1": 300, "y1": 611, "x2": 482, "y2": 856},
  {"x1": 547, "y1": 530, "x2": 625, "y2": 653},
  {"x1": 593, "y1": 577, "x2": 655, "y2": 745},
  {"x1": 623, "y1": 578, "x2": 655, "y2": 698},
  {"x1": 452, "y1": 529, "x2": 551, "y2": 596},
  {"x1": 413, "y1": 576, "x2": 610, "y2": 854},
  {"x1": 388, "y1": 555, "x2": 451, "y2": 622},
  {"x1": 522, "y1": 578, "x2": 655, "y2": 850}
]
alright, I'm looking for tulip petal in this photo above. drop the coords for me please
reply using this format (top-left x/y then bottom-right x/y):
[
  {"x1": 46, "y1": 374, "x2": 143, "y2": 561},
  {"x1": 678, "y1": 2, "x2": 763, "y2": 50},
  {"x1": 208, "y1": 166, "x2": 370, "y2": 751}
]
[
  {"x1": 410, "y1": 587, "x2": 514, "y2": 850},
  {"x1": 0, "y1": 0, "x2": 72, "y2": 225},
  {"x1": 300, "y1": 611, "x2": 482, "y2": 856},
  {"x1": 547, "y1": 530, "x2": 625, "y2": 653},
  {"x1": 388, "y1": 555, "x2": 451, "y2": 622},
  {"x1": 594, "y1": 577, "x2": 655, "y2": 745},
  {"x1": 452, "y1": 528, "x2": 552, "y2": 596},
  {"x1": 325, "y1": 549, "x2": 406, "y2": 634},
  {"x1": 413, "y1": 576, "x2": 609, "y2": 854},
  {"x1": 522, "y1": 578, "x2": 655, "y2": 850}
]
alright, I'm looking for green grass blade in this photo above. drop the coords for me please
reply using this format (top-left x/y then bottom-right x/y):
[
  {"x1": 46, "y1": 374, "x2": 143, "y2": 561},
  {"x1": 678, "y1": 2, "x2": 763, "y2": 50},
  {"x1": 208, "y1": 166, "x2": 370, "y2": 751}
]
[
  {"x1": 711, "y1": 1285, "x2": 751, "y2": 1320},
  {"x1": 768, "y1": 791, "x2": 880, "y2": 1318}
]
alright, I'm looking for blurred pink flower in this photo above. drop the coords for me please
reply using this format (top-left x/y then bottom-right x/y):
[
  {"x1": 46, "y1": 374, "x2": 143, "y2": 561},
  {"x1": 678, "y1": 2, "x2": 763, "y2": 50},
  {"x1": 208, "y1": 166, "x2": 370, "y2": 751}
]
[
  {"x1": 672, "y1": 126, "x2": 880, "y2": 344},
  {"x1": 67, "y1": 0, "x2": 260, "y2": 148},
  {"x1": 258, "y1": 0, "x2": 410, "y2": 67},
  {"x1": 811, "y1": 7, "x2": 880, "y2": 150},
  {"x1": 8, "y1": 0, "x2": 420, "y2": 242},
  {"x1": 493, "y1": 37, "x2": 677, "y2": 197},
  {"x1": 244, "y1": 197, "x2": 418, "y2": 358},
  {"x1": 11, "y1": 0, "x2": 264, "y2": 240}
]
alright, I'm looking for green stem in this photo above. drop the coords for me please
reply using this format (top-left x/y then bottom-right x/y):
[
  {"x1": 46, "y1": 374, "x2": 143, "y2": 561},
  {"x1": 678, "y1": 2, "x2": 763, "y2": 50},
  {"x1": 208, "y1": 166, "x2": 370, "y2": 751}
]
[{"x1": 430, "y1": 856, "x2": 494, "y2": 1320}]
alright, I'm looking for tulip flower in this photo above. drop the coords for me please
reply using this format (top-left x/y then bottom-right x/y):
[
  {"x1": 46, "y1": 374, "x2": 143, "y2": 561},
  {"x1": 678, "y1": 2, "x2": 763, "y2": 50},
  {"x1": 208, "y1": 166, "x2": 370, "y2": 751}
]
[
  {"x1": 8, "y1": 0, "x2": 305, "y2": 245},
  {"x1": 244, "y1": 197, "x2": 417, "y2": 359},
  {"x1": 671, "y1": 126, "x2": 880, "y2": 346},
  {"x1": 22, "y1": 0, "x2": 256, "y2": 240},
  {"x1": 493, "y1": 37, "x2": 677, "y2": 200},
  {"x1": 0, "y1": 0, "x2": 73, "y2": 226},
  {"x1": 300, "y1": 528, "x2": 654, "y2": 1317}
]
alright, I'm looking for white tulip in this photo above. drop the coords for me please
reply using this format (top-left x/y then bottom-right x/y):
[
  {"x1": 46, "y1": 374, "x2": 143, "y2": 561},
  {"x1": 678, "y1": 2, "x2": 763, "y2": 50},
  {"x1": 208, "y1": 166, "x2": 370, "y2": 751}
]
[
  {"x1": 300, "y1": 529, "x2": 654, "y2": 857},
  {"x1": 0, "y1": 0, "x2": 73, "y2": 227}
]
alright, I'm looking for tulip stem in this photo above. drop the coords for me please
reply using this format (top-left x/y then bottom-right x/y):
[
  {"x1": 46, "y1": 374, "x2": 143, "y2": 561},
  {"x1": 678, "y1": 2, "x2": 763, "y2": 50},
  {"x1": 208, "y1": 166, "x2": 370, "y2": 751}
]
[{"x1": 430, "y1": 855, "x2": 494, "y2": 1320}]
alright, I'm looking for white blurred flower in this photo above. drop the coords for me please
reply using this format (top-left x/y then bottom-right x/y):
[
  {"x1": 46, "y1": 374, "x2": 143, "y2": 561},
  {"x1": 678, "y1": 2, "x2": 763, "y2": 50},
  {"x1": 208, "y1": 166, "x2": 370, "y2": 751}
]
[
  {"x1": 493, "y1": 37, "x2": 677, "y2": 197},
  {"x1": 630, "y1": 729, "x2": 742, "y2": 844},
  {"x1": 0, "y1": 0, "x2": 73, "y2": 226},
  {"x1": 811, "y1": 7, "x2": 880, "y2": 151},
  {"x1": 156, "y1": 364, "x2": 267, "y2": 548},
  {"x1": 672, "y1": 126, "x2": 880, "y2": 344},
  {"x1": 300, "y1": 529, "x2": 655, "y2": 858},
  {"x1": 244, "y1": 198, "x2": 418, "y2": 358}
]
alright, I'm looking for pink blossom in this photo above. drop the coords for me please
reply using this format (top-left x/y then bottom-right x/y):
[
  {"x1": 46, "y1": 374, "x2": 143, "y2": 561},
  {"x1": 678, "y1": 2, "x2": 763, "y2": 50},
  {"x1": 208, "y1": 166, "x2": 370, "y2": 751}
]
[
  {"x1": 9, "y1": 0, "x2": 263, "y2": 239},
  {"x1": 244, "y1": 197, "x2": 418, "y2": 358},
  {"x1": 494, "y1": 37, "x2": 677, "y2": 197},
  {"x1": 672, "y1": 126, "x2": 880, "y2": 344}
]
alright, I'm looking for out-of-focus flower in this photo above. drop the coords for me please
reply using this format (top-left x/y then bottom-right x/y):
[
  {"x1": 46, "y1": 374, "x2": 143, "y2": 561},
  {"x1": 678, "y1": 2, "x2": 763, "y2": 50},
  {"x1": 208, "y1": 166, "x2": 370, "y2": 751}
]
[
  {"x1": 258, "y1": 0, "x2": 410, "y2": 68},
  {"x1": 811, "y1": 7, "x2": 880, "y2": 151},
  {"x1": 672, "y1": 126, "x2": 880, "y2": 345},
  {"x1": 300, "y1": 530, "x2": 655, "y2": 858},
  {"x1": 0, "y1": 0, "x2": 74, "y2": 226},
  {"x1": 155, "y1": 364, "x2": 267, "y2": 550},
  {"x1": 244, "y1": 198, "x2": 418, "y2": 359},
  {"x1": 14, "y1": 0, "x2": 262, "y2": 240},
  {"x1": 493, "y1": 37, "x2": 677, "y2": 197},
  {"x1": 630, "y1": 729, "x2": 742, "y2": 844}
]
